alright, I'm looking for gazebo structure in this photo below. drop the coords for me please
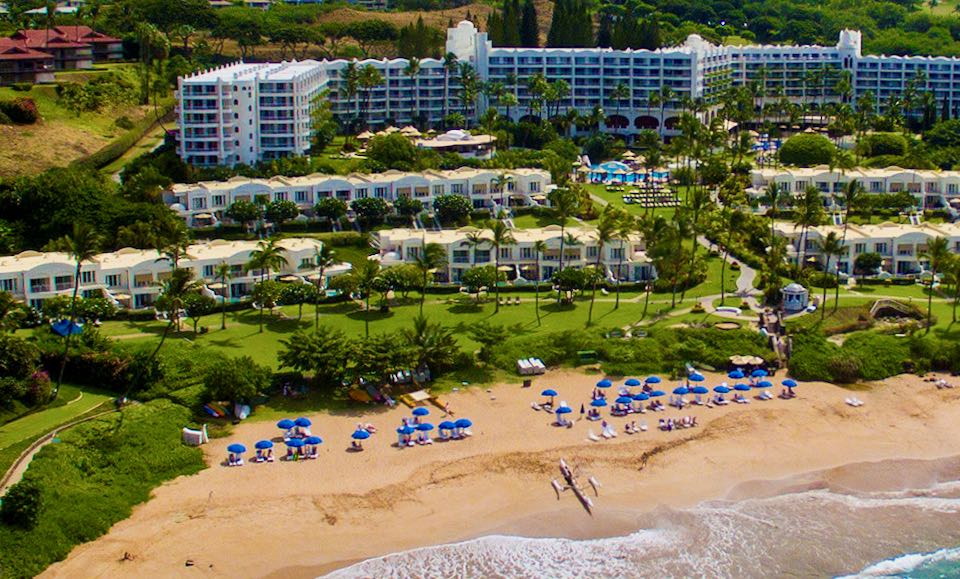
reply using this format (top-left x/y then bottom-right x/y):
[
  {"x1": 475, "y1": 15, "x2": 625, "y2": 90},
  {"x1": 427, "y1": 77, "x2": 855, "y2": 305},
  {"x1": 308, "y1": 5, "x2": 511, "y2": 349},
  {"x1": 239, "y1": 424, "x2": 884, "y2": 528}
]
[{"x1": 781, "y1": 282, "x2": 809, "y2": 313}]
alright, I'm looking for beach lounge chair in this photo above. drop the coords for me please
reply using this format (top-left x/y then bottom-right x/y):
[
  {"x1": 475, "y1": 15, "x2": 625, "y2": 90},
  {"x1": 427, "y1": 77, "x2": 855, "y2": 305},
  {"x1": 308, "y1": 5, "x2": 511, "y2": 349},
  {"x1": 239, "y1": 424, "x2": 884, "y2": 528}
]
[
  {"x1": 514, "y1": 296, "x2": 521, "y2": 305},
  {"x1": 588, "y1": 430, "x2": 601, "y2": 442},
  {"x1": 531, "y1": 402, "x2": 542, "y2": 411},
  {"x1": 639, "y1": 421, "x2": 648, "y2": 432}
]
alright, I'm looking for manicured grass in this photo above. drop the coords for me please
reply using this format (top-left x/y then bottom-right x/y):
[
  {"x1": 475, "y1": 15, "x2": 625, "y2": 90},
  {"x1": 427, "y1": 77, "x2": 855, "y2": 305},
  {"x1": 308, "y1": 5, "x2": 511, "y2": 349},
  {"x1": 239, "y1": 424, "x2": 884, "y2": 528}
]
[
  {"x1": 100, "y1": 122, "x2": 167, "y2": 176},
  {"x1": 0, "y1": 386, "x2": 113, "y2": 450},
  {"x1": 585, "y1": 183, "x2": 680, "y2": 220}
]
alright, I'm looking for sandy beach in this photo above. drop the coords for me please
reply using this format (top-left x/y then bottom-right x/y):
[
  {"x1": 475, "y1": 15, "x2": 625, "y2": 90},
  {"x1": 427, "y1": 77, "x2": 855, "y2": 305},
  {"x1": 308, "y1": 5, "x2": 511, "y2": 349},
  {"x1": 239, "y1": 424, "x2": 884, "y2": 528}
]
[{"x1": 39, "y1": 369, "x2": 960, "y2": 579}]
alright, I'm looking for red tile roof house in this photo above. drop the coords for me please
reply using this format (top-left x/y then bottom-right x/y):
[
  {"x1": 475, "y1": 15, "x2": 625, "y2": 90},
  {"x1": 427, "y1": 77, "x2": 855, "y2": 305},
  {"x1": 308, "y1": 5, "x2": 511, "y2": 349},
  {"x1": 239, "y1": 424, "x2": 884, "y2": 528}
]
[
  {"x1": 0, "y1": 26, "x2": 122, "y2": 81},
  {"x1": 50, "y1": 26, "x2": 123, "y2": 62},
  {"x1": 0, "y1": 45, "x2": 55, "y2": 85}
]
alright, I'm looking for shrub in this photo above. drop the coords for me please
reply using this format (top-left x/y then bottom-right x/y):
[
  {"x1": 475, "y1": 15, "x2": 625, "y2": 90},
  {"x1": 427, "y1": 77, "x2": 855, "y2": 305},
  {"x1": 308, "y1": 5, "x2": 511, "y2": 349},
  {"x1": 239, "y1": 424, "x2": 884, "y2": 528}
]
[
  {"x1": 0, "y1": 334, "x2": 40, "y2": 380},
  {"x1": 9, "y1": 83, "x2": 32, "y2": 92},
  {"x1": 788, "y1": 331, "x2": 840, "y2": 381},
  {"x1": 114, "y1": 115, "x2": 135, "y2": 130},
  {"x1": 24, "y1": 370, "x2": 52, "y2": 406},
  {"x1": 827, "y1": 355, "x2": 862, "y2": 383},
  {"x1": 0, "y1": 478, "x2": 43, "y2": 529},
  {"x1": 779, "y1": 134, "x2": 835, "y2": 166},
  {"x1": 859, "y1": 132, "x2": 908, "y2": 157},
  {"x1": 0, "y1": 97, "x2": 39, "y2": 124}
]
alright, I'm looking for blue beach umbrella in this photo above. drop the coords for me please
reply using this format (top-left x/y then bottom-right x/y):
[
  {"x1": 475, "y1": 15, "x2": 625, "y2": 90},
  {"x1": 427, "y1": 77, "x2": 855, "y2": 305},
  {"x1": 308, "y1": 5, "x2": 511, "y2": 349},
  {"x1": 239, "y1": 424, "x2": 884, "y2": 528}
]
[
  {"x1": 417, "y1": 423, "x2": 435, "y2": 432},
  {"x1": 615, "y1": 396, "x2": 634, "y2": 405},
  {"x1": 596, "y1": 379, "x2": 613, "y2": 388},
  {"x1": 625, "y1": 378, "x2": 641, "y2": 387},
  {"x1": 633, "y1": 392, "x2": 650, "y2": 401},
  {"x1": 541, "y1": 388, "x2": 558, "y2": 397},
  {"x1": 555, "y1": 406, "x2": 572, "y2": 415},
  {"x1": 783, "y1": 379, "x2": 798, "y2": 388},
  {"x1": 691, "y1": 386, "x2": 709, "y2": 395},
  {"x1": 714, "y1": 386, "x2": 731, "y2": 394},
  {"x1": 438, "y1": 421, "x2": 456, "y2": 430},
  {"x1": 650, "y1": 390, "x2": 665, "y2": 397},
  {"x1": 412, "y1": 407, "x2": 430, "y2": 416},
  {"x1": 285, "y1": 438, "x2": 304, "y2": 448},
  {"x1": 751, "y1": 369, "x2": 768, "y2": 378},
  {"x1": 304, "y1": 436, "x2": 323, "y2": 445},
  {"x1": 673, "y1": 386, "x2": 689, "y2": 395},
  {"x1": 455, "y1": 418, "x2": 474, "y2": 428},
  {"x1": 277, "y1": 419, "x2": 295, "y2": 430},
  {"x1": 734, "y1": 384, "x2": 751, "y2": 392},
  {"x1": 645, "y1": 376, "x2": 662, "y2": 384},
  {"x1": 255, "y1": 440, "x2": 273, "y2": 450},
  {"x1": 294, "y1": 417, "x2": 312, "y2": 427},
  {"x1": 756, "y1": 380, "x2": 773, "y2": 388},
  {"x1": 352, "y1": 429, "x2": 371, "y2": 440},
  {"x1": 397, "y1": 425, "x2": 416, "y2": 435},
  {"x1": 590, "y1": 398, "x2": 607, "y2": 407},
  {"x1": 728, "y1": 369, "x2": 745, "y2": 379},
  {"x1": 227, "y1": 443, "x2": 246, "y2": 454},
  {"x1": 688, "y1": 373, "x2": 705, "y2": 383}
]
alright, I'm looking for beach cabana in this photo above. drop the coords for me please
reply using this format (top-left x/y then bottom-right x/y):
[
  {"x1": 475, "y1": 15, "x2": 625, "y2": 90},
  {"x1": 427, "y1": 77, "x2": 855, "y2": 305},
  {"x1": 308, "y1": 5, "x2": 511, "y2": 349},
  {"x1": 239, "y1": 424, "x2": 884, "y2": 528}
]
[
  {"x1": 397, "y1": 425, "x2": 416, "y2": 446},
  {"x1": 227, "y1": 444, "x2": 246, "y2": 467},
  {"x1": 295, "y1": 417, "x2": 311, "y2": 427},
  {"x1": 277, "y1": 419, "x2": 295, "y2": 430},
  {"x1": 454, "y1": 418, "x2": 473, "y2": 438},
  {"x1": 555, "y1": 406, "x2": 572, "y2": 427},
  {"x1": 351, "y1": 429, "x2": 370, "y2": 451},
  {"x1": 285, "y1": 437, "x2": 304, "y2": 460},
  {"x1": 254, "y1": 440, "x2": 274, "y2": 462},
  {"x1": 687, "y1": 373, "x2": 705, "y2": 385},
  {"x1": 783, "y1": 379, "x2": 798, "y2": 389},
  {"x1": 673, "y1": 387, "x2": 689, "y2": 395},
  {"x1": 541, "y1": 389, "x2": 558, "y2": 406},
  {"x1": 438, "y1": 421, "x2": 456, "y2": 440},
  {"x1": 416, "y1": 422, "x2": 435, "y2": 444},
  {"x1": 649, "y1": 390, "x2": 665, "y2": 397},
  {"x1": 691, "y1": 386, "x2": 708, "y2": 395}
]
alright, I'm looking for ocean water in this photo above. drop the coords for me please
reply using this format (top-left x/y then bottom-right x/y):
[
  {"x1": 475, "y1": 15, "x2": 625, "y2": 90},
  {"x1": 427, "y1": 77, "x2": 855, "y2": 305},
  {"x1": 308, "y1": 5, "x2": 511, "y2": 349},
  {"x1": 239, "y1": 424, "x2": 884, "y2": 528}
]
[{"x1": 325, "y1": 457, "x2": 960, "y2": 579}]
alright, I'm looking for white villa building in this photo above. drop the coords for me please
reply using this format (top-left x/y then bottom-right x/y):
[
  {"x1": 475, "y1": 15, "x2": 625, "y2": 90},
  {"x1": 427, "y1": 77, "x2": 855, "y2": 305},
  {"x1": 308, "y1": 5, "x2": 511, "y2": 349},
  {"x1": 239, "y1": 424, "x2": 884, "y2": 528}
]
[
  {"x1": 179, "y1": 21, "x2": 960, "y2": 166},
  {"x1": 165, "y1": 168, "x2": 552, "y2": 227},
  {"x1": 373, "y1": 225, "x2": 655, "y2": 284},
  {"x1": 773, "y1": 221, "x2": 960, "y2": 277},
  {"x1": 750, "y1": 167, "x2": 960, "y2": 213},
  {"x1": 0, "y1": 238, "x2": 350, "y2": 311}
]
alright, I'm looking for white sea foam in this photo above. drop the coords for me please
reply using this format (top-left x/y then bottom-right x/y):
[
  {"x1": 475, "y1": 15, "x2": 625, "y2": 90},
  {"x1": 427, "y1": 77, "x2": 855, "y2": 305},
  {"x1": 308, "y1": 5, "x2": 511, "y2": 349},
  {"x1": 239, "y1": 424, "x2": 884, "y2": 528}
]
[{"x1": 838, "y1": 546, "x2": 960, "y2": 577}]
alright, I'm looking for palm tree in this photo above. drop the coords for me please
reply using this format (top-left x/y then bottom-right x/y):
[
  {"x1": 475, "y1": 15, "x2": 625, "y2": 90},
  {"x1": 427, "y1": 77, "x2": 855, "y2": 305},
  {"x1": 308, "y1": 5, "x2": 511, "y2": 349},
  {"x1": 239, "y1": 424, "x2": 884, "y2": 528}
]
[
  {"x1": 816, "y1": 232, "x2": 844, "y2": 320},
  {"x1": 352, "y1": 258, "x2": 382, "y2": 338},
  {"x1": 152, "y1": 268, "x2": 202, "y2": 359},
  {"x1": 312, "y1": 245, "x2": 336, "y2": 328},
  {"x1": 834, "y1": 179, "x2": 863, "y2": 310},
  {"x1": 52, "y1": 222, "x2": 100, "y2": 398},
  {"x1": 719, "y1": 192, "x2": 746, "y2": 305},
  {"x1": 358, "y1": 64, "x2": 384, "y2": 125},
  {"x1": 403, "y1": 57, "x2": 421, "y2": 125},
  {"x1": 681, "y1": 186, "x2": 710, "y2": 303},
  {"x1": 339, "y1": 62, "x2": 361, "y2": 124},
  {"x1": 415, "y1": 242, "x2": 446, "y2": 315},
  {"x1": 501, "y1": 92, "x2": 519, "y2": 121},
  {"x1": 611, "y1": 82, "x2": 630, "y2": 118},
  {"x1": 763, "y1": 182, "x2": 784, "y2": 241},
  {"x1": 946, "y1": 255, "x2": 960, "y2": 324},
  {"x1": 796, "y1": 186, "x2": 824, "y2": 269},
  {"x1": 588, "y1": 209, "x2": 618, "y2": 325},
  {"x1": 492, "y1": 173, "x2": 514, "y2": 210},
  {"x1": 214, "y1": 261, "x2": 231, "y2": 330},
  {"x1": 442, "y1": 52, "x2": 458, "y2": 123},
  {"x1": 489, "y1": 220, "x2": 516, "y2": 313},
  {"x1": 246, "y1": 238, "x2": 289, "y2": 333},
  {"x1": 614, "y1": 214, "x2": 634, "y2": 309},
  {"x1": 548, "y1": 187, "x2": 579, "y2": 273},
  {"x1": 533, "y1": 239, "x2": 547, "y2": 325},
  {"x1": 920, "y1": 236, "x2": 950, "y2": 334}
]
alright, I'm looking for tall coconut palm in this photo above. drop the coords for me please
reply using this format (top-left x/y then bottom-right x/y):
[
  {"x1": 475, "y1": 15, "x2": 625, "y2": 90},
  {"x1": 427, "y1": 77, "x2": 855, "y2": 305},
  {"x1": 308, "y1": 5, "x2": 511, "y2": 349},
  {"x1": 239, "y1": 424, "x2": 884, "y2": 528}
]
[
  {"x1": 614, "y1": 214, "x2": 634, "y2": 309},
  {"x1": 946, "y1": 255, "x2": 960, "y2": 324},
  {"x1": 352, "y1": 258, "x2": 382, "y2": 338},
  {"x1": 816, "y1": 232, "x2": 844, "y2": 320},
  {"x1": 719, "y1": 191, "x2": 746, "y2": 305},
  {"x1": 312, "y1": 245, "x2": 336, "y2": 328},
  {"x1": 442, "y1": 52, "x2": 458, "y2": 124},
  {"x1": 246, "y1": 238, "x2": 289, "y2": 333},
  {"x1": 339, "y1": 62, "x2": 361, "y2": 123},
  {"x1": 681, "y1": 186, "x2": 710, "y2": 303},
  {"x1": 533, "y1": 239, "x2": 547, "y2": 325},
  {"x1": 548, "y1": 187, "x2": 579, "y2": 273},
  {"x1": 403, "y1": 57, "x2": 421, "y2": 125},
  {"x1": 415, "y1": 241, "x2": 446, "y2": 315},
  {"x1": 152, "y1": 268, "x2": 202, "y2": 359},
  {"x1": 53, "y1": 222, "x2": 100, "y2": 398},
  {"x1": 358, "y1": 64, "x2": 385, "y2": 124},
  {"x1": 492, "y1": 173, "x2": 514, "y2": 210},
  {"x1": 834, "y1": 179, "x2": 863, "y2": 310},
  {"x1": 489, "y1": 220, "x2": 516, "y2": 313},
  {"x1": 795, "y1": 186, "x2": 824, "y2": 269},
  {"x1": 588, "y1": 208, "x2": 618, "y2": 325},
  {"x1": 214, "y1": 261, "x2": 231, "y2": 330},
  {"x1": 920, "y1": 236, "x2": 950, "y2": 334},
  {"x1": 763, "y1": 182, "x2": 784, "y2": 241},
  {"x1": 611, "y1": 82, "x2": 630, "y2": 118}
]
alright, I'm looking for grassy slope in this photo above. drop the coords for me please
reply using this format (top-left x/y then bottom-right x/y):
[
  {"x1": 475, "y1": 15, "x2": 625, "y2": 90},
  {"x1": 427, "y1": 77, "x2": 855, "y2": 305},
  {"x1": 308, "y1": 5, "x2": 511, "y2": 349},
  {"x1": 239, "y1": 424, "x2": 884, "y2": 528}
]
[
  {"x1": 0, "y1": 64, "x2": 160, "y2": 178},
  {"x1": 0, "y1": 386, "x2": 113, "y2": 450}
]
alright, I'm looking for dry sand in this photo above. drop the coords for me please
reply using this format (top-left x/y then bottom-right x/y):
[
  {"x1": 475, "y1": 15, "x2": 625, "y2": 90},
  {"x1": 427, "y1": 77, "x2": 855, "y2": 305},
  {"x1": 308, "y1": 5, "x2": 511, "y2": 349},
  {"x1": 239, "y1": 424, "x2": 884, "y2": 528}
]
[{"x1": 40, "y1": 370, "x2": 960, "y2": 578}]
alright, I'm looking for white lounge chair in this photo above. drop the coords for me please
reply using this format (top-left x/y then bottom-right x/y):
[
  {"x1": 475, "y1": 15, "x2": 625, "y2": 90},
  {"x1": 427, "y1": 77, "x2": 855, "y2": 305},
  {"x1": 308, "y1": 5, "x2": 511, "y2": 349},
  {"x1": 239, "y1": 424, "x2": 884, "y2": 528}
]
[
  {"x1": 639, "y1": 421, "x2": 648, "y2": 432},
  {"x1": 588, "y1": 430, "x2": 601, "y2": 442},
  {"x1": 531, "y1": 402, "x2": 542, "y2": 411}
]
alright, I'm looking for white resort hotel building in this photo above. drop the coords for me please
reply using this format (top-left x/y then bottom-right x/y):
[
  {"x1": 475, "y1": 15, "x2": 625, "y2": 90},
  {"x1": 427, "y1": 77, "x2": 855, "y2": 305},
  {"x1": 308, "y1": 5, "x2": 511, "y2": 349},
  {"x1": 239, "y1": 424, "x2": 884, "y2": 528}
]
[
  {"x1": 0, "y1": 238, "x2": 350, "y2": 311},
  {"x1": 373, "y1": 225, "x2": 655, "y2": 284},
  {"x1": 165, "y1": 168, "x2": 552, "y2": 227},
  {"x1": 179, "y1": 21, "x2": 960, "y2": 165},
  {"x1": 773, "y1": 221, "x2": 960, "y2": 277}
]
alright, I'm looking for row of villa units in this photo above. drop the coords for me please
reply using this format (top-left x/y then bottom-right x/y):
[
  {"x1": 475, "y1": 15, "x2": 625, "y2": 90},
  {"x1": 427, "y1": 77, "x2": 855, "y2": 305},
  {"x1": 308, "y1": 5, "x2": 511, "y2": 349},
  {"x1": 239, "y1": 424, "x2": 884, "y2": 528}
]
[
  {"x1": 372, "y1": 225, "x2": 656, "y2": 284},
  {"x1": 178, "y1": 21, "x2": 960, "y2": 166},
  {"x1": 750, "y1": 167, "x2": 960, "y2": 213},
  {"x1": 165, "y1": 168, "x2": 552, "y2": 228},
  {"x1": 0, "y1": 238, "x2": 351, "y2": 311},
  {"x1": 773, "y1": 221, "x2": 960, "y2": 276}
]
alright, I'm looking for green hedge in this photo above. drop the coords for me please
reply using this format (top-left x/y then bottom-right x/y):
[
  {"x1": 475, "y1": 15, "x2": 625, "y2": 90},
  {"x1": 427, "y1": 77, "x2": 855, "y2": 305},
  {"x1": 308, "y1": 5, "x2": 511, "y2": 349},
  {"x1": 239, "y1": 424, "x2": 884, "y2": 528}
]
[{"x1": 70, "y1": 104, "x2": 172, "y2": 170}]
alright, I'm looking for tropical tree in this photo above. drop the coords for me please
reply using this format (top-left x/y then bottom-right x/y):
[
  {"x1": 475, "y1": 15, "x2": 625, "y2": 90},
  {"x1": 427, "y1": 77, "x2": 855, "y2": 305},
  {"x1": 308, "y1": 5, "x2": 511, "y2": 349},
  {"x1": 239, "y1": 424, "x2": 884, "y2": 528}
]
[
  {"x1": 547, "y1": 187, "x2": 579, "y2": 273},
  {"x1": 352, "y1": 258, "x2": 382, "y2": 337},
  {"x1": 795, "y1": 186, "x2": 825, "y2": 269},
  {"x1": 151, "y1": 268, "x2": 203, "y2": 361},
  {"x1": 403, "y1": 57, "x2": 421, "y2": 125},
  {"x1": 816, "y1": 231, "x2": 844, "y2": 320},
  {"x1": 587, "y1": 207, "x2": 618, "y2": 325},
  {"x1": 614, "y1": 214, "x2": 634, "y2": 309},
  {"x1": 610, "y1": 82, "x2": 630, "y2": 118},
  {"x1": 246, "y1": 238, "x2": 289, "y2": 333},
  {"x1": 442, "y1": 52, "x2": 458, "y2": 122},
  {"x1": 313, "y1": 245, "x2": 336, "y2": 328},
  {"x1": 834, "y1": 179, "x2": 863, "y2": 311},
  {"x1": 532, "y1": 239, "x2": 547, "y2": 325},
  {"x1": 358, "y1": 64, "x2": 384, "y2": 123},
  {"x1": 763, "y1": 182, "x2": 784, "y2": 241},
  {"x1": 680, "y1": 186, "x2": 710, "y2": 302},
  {"x1": 414, "y1": 242, "x2": 447, "y2": 315},
  {"x1": 339, "y1": 61, "x2": 361, "y2": 122},
  {"x1": 213, "y1": 261, "x2": 231, "y2": 330},
  {"x1": 52, "y1": 222, "x2": 100, "y2": 398},
  {"x1": 920, "y1": 236, "x2": 950, "y2": 333},
  {"x1": 403, "y1": 315, "x2": 460, "y2": 372},
  {"x1": 489, "y1": 220, "x2": 516, "y2": 313}
]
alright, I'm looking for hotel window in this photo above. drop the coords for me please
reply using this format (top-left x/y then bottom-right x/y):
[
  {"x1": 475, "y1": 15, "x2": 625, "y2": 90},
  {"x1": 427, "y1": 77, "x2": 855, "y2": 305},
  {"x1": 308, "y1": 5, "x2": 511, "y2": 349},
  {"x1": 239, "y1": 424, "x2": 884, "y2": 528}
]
[
  {"x1": 474, "y1": 249, "x2": 491, "y2": 263},
  {"x1": 450, "y1": 184, "x2": 464, "y2": 194},
  {"x1": 105, "y1": 274, "x2": 122, "y2": 287},
  {"x1": 203, "y1": 265, "x2": 215, "y2": 277},
  {"x1": 275, "y1": 192, "x2": 288, "y2": 201},
  {"x1": 610, "y1": 248, "x2": 624, "y2": 260},
  {"x1": 0, "y1": 279, "x2": 17, "y2": 292},
  {"x1": 500, "y1": 248, "x2": 511, "y2": 259},
  {"x1": 529, "y1": 181, "x2": 540, "y2": 192},
  {"x1": 854, "y1": 243, "x2": 866, "y2": 254},
  {"x1": 212, "y1": 195, "x2": 226, "y2": 206},
  {"x1": 355, "y1": 188, "x2": 368, "y2": 199},
  {"x1": 875, "y1": 242, "x2": 889, "y2": 254},
  {"x1": 520, "y1": 247, "x2": 533, "y2": 259},
  {"x1": 192, "y1": 197, "x2": 207, "y2": 210},
  {"x1": 374, "y1": 187, "x2": 388, "y2": 198},
  {"x1": 433, "y1": 185, "x2": 444, "y2": 196},
  {"x1": 406, "y1": 246, "x2": 420, "y2": 260},
  {"x1": 295, "y1": 191, "x2": 309, "y2": 203},
  {"x1": 587, "y1": 246, "x2": 599, "y2": 259},
  {"x1": 300, "y1": 258, "x2": 312, "y2": 270},
  {"x1": 81, "y1": 271, "x2": 96, "y2": 284}
]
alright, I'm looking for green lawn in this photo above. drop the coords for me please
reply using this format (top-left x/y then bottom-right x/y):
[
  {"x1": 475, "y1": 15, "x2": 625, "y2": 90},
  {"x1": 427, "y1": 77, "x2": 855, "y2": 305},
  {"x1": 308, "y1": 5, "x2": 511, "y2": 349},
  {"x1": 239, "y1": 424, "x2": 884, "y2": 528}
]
[
  {"x1": 0, "y1": 385, "x2": 113, "y2": 450},
  {"x1": 100, "y1": 122, "x2": 167, "y2": 176},
  {"x1": 585, "y1": 183, "x2": 681, "y2": 220}
]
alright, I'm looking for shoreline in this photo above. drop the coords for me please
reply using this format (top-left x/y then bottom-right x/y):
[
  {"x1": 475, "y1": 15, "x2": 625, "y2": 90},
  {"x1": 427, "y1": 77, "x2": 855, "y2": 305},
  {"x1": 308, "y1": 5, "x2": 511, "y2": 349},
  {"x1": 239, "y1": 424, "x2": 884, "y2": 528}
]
[{"x1": 40, "y1": 369, "x2": 960, "y2": 578}]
